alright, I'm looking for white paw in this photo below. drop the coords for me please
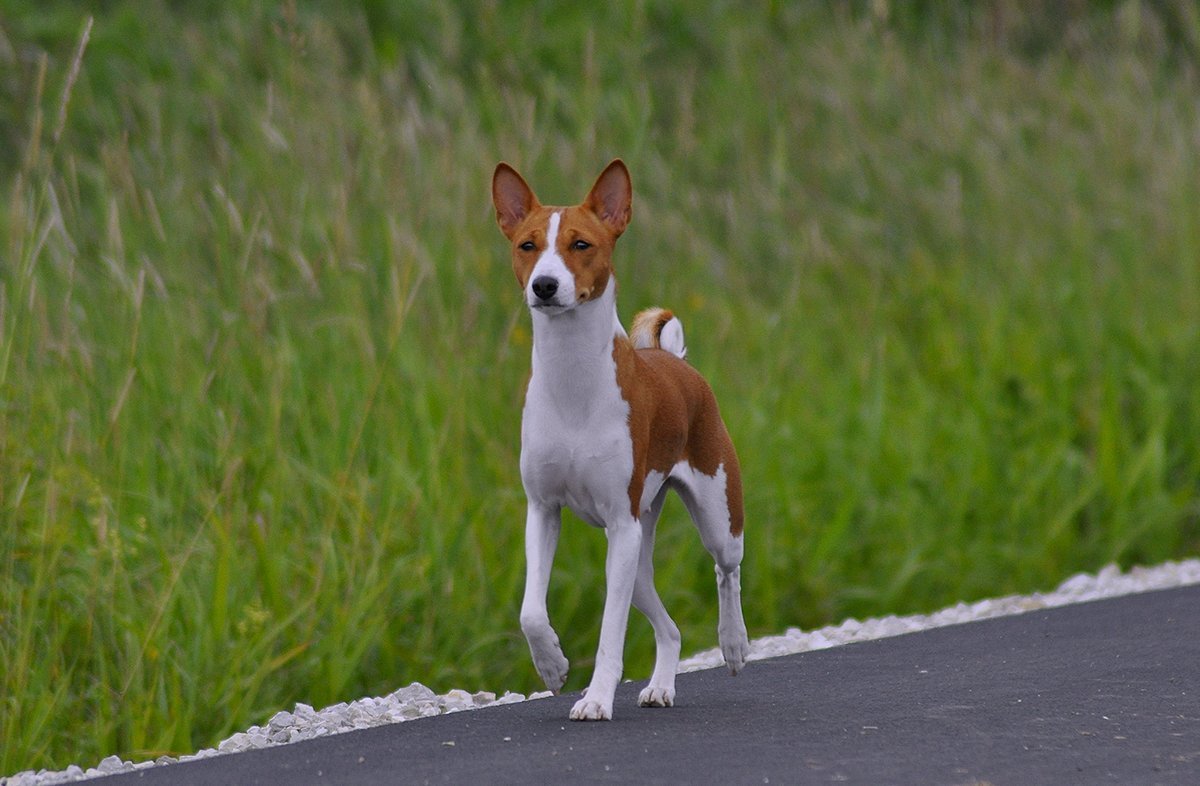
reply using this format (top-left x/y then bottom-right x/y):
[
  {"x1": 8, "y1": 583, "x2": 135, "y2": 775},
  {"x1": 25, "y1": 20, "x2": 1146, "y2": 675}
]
[
  {"x1": 637, "y1": 685, "x2": 675, "y2": 708},
  {"x1": 569, "y1": 696, "x2": 612, "y2": 721},
  {"x1": 720, "y1": 625, "x2": 750, "y2": 675},
  {"x1": 532, "y1": 644, "x2": 569, "y2": 693},
  {"x1": 526, "y1": 629, "x2": 569, "y2": 692}
]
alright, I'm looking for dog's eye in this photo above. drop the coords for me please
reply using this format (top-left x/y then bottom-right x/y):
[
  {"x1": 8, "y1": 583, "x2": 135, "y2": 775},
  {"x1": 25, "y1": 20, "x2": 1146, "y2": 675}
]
[
  {"x1": 519, "y1": 240, "x2": 537, "y2": 252},
  {"x1": 571, "y1": 240, "x2": 591, "y2": 251}
]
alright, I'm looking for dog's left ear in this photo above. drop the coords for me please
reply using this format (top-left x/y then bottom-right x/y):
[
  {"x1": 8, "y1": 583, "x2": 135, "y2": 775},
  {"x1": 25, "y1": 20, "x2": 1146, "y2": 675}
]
[
  {"x1": 493, "y1": 163, "x2": 540, "y2": 240},
  {"x1": 585, "y1": 159, "x2": 632, "y2": 237}
]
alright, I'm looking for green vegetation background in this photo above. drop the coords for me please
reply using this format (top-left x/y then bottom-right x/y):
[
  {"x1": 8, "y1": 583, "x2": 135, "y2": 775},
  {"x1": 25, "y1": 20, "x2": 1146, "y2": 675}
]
[{"x1": 3, "y1": 0, "x2": 1200, "y2": 772}]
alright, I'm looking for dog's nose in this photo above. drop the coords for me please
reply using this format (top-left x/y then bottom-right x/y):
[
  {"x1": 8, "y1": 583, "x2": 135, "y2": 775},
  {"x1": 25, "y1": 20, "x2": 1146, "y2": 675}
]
[{"x1": 531, "y1": 276, "x2": 559, "y2": 301}]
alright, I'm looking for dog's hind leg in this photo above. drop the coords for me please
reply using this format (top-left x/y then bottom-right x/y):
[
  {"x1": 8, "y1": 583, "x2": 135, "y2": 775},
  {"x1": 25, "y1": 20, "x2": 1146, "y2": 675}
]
[
  {"x1": 632, "y1": 485, "x2": 681, "y2": 708},
  {"x1": 672, "y1": 463, "x2": 750, "y2": 675}
]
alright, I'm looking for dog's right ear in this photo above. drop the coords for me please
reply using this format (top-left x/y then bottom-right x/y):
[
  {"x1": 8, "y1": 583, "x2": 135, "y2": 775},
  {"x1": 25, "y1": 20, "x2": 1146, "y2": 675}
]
[{"x1": 492, "y1": 163, "x2": 539, "y2": 240}]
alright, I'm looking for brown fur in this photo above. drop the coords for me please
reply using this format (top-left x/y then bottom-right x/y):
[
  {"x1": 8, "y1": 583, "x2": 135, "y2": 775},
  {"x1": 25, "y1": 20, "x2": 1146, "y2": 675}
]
[{"x1": 613, "y1": 339, "x2": 744, "y2": 535}]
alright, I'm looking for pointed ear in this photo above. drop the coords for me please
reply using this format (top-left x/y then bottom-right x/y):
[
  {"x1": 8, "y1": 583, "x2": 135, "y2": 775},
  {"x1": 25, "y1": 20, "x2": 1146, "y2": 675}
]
[
  {"x1": 584, "y1": 159, "x2": 632, "y2": 237},
  {"x1": 492, "y1": 163, "x2": 540, "y2": 239}
]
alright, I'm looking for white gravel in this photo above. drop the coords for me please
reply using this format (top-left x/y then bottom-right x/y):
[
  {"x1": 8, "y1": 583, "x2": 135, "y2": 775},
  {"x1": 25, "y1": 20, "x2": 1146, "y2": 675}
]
[{"x1": 4, "y1": 558, "x2": 1198, "y2": 785}]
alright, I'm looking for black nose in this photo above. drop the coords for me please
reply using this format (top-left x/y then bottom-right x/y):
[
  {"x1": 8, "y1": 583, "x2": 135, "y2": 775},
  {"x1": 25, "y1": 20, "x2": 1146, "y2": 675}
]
[{"x1": 531, "y1": 276, "x2": 559, "y2": 301}]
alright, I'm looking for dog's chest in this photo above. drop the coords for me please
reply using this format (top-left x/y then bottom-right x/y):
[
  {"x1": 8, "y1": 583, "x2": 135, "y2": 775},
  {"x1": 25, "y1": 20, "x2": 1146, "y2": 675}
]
[{"x1": 520, "y1": 367, "x2": 635, "y2": 527}]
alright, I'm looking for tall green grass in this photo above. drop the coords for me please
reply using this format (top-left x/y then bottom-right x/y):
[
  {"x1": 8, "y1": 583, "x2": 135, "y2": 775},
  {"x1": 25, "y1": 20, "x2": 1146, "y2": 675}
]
[{"x1": 3, "y1": 1, "x2": 1200, "y2": 772}]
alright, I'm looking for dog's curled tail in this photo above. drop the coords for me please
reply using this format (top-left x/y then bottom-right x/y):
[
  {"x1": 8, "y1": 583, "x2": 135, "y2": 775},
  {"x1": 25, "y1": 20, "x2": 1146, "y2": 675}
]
[{"x1": 630, "y1": 307, "x2": 687, "y2": 359}]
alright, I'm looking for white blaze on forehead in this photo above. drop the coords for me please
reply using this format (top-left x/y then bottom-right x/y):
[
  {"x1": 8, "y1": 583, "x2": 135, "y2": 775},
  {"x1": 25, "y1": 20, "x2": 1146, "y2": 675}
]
[
  {"x1": 527, "y1": 211, "x2": 574, "y2": 306},
  {"x1": 543, "y1": 211, "x2": 561, "y2": 255}
]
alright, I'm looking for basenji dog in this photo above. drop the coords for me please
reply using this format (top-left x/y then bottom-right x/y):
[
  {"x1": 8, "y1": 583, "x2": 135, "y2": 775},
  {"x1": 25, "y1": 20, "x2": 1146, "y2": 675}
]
[{"x1": 491, "y1": 159, "x2": 750, "y2": 721}]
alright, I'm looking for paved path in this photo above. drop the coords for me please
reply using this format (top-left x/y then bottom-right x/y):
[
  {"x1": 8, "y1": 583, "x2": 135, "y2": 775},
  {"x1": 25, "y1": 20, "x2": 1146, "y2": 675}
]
[{"x1": 104, "y1": 585, "x2": 1199, "y2": 785}]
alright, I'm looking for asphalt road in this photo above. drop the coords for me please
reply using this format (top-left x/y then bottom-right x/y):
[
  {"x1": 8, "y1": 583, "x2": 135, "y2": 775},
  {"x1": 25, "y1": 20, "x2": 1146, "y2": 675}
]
[{"x1": 103, "y1": 584, "x2": 1199, "y2": 785}]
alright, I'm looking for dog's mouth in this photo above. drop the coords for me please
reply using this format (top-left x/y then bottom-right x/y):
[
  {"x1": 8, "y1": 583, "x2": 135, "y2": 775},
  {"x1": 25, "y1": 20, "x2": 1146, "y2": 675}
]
[
  {"x1": 529, "y1": 299, "x2": 572, "y2": 315},
  {"x1": 527, "y1": 288, "x2": 577, "y2": 313}
]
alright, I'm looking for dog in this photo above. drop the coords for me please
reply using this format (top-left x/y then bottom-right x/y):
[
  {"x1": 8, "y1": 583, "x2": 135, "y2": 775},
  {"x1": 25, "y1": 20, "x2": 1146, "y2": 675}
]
[{"x1": 491, "y1": 159, "x2": 749, "y2": 721}]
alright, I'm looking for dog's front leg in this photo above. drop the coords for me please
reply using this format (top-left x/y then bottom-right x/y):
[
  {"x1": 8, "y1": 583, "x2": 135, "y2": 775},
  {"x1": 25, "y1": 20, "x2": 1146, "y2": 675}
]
[
  {"x1": 520, "y1": 502, "x2": 569, "y2": 693},
  {"x1": 570, "y1": 517, "x2": 641, "y2": 721}
]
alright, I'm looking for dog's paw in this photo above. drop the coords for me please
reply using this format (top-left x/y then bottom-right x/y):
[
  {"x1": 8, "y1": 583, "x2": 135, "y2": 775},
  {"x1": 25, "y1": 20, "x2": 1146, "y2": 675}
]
[
  {"x1": 525, "y1": 627, "x2": 569, "y2": 693},
  {"x1": 569, "y1": 695, "x2": 612, "y2": 721},
  {"x1": 637, "y1": 685, "x2": 675, "y2": 708},
  {"x1": 533, "y1": 645, "x2": 569, "y2": 693},
  {"x1": 720, "y1": 625, "x2": 750, "y2": 675}
]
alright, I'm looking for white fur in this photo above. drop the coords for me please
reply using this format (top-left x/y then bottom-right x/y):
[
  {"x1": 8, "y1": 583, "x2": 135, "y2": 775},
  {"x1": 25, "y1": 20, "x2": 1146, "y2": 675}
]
[
  {"x1": 520, "y1": 277, "x2": 638, "y2": 720},
  {"x1": 520, "y1": 282, "x2": 631, "y2": 528},
  {"x1": 658, "y1": 316, "x2": 687, "y2": 358}
]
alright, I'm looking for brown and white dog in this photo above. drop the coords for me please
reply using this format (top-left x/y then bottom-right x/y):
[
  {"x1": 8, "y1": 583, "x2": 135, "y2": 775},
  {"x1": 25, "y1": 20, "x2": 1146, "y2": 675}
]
[{"x1": 492, "y1": 160, "x2": 749, "y2": 721}]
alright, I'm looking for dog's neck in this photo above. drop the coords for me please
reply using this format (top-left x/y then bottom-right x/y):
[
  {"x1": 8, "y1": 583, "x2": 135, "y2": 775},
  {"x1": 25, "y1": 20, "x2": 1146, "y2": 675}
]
[{"x1": 528, "y1": 282, "x2": 627, "y2": 417}]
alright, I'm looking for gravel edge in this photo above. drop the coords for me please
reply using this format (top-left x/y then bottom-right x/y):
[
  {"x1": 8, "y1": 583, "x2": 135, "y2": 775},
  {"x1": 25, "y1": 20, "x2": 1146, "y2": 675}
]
[{"x1": 5, "y1": 557, "x2": 1199, "y2": 785}]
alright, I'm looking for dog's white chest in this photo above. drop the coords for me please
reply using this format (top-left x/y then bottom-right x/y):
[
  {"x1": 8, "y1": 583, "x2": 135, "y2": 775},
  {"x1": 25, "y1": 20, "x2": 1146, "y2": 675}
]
[{"x1": 520, "y1": 366, "x2": 634, "y2": 528}]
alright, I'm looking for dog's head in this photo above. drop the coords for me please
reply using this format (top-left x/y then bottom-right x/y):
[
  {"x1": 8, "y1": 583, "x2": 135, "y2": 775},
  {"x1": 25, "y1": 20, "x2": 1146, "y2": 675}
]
[{"x1": 492, "y1": 160, "x2": 632, "y2": 315}]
